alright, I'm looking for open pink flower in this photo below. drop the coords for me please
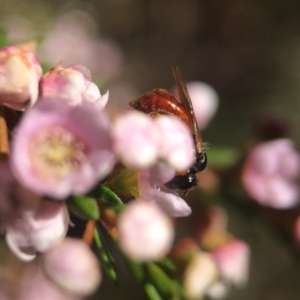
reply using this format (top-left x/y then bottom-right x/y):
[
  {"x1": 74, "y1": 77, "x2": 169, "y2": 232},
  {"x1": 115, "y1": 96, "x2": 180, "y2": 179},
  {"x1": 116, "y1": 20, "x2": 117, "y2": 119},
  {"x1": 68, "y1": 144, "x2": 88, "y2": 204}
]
[
  {"x1": 5, "y1": 201, "x2": 69, "y2": 262},
  {"x1": 10, "y1": 100, "x2": 116, "y2": 199},
  {"x1": 243, "y1": 139, "x2": 300, "y2": 208},
  {"x1": 41, "y1": 63, "x2": 109, "y2": 109},
  {"x1": 0, "y1": 45, "x2": 42, "y2": 109},
  {"x1": 118, "y1": 201, "x2": 174, "y2": 261},
  {"x1": 111, "y1": 111, "x2": 160, "y2": 168}
]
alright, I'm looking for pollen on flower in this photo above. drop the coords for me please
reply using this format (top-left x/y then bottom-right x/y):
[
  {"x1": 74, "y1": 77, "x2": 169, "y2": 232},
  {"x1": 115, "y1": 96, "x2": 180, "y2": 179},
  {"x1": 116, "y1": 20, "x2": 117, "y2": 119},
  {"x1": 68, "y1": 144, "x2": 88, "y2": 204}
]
[{"x1": 29, "y1": 126, "x2": 89, "y2": 181}]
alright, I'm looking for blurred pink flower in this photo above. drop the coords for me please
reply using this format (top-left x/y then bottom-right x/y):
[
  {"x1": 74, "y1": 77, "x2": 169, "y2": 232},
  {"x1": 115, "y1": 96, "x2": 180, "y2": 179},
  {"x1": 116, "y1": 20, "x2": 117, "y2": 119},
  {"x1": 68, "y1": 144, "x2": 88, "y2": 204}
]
[
  {"x1": 111, "y1": 111, "x2": 160, "y2": 168},
  {"x1": 43, "y1": 238, "x2": 101, "y2": 297},
  {"x1": 210, "y1": 240, "x2": 250, "y2": 293},
  {"x1": 10, "y1": 100, "x2": 116, "y2": 199},
  {"x1": 5, "y1": 201, "x2": 69, "y2": 262},
  {"x1": 38, "y1": 11, "x2": 122, "y2": 81},
  {"x1": 0, "y1": 45, "x2": 42, "y2": 110},
  {"x1": 111, "y1": 112, "x2": 195, "y2": 171},
  {"x1": 41, "y1": 64, "x2": 109, "y2": 109},
  {"x1": 118, "y1": 201, "x2": 174, "y2": 261},
  {"x1": 242, "y1": 139, "x2": 300, "y2": 208},
  {"x1": 138, "y1": 165, "x2": 192, "y2": 217},
  {"x1": 154, "y1": 115, "x2": 195, "y2": 171},
  {"x1": 173, "y1": 81, "x2": 218, "y2": 129},
  {"x1": 183, "y1": 251, "x2": 218, "y2": 299}
]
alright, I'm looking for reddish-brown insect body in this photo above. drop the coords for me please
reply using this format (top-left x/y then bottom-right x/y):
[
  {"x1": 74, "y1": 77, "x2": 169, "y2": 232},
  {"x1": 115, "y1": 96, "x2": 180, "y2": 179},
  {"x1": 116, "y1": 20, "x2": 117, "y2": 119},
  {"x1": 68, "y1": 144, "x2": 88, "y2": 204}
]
[{"x1": 129, "y1": 67, "x2": 207, "y2": 194}]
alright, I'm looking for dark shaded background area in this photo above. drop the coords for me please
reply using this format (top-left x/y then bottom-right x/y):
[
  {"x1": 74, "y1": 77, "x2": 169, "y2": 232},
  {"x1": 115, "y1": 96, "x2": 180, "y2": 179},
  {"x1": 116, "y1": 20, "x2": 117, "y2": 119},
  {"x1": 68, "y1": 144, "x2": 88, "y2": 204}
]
[{"x1": 2, "y1": 0, "x2": 300, "y2": 299}]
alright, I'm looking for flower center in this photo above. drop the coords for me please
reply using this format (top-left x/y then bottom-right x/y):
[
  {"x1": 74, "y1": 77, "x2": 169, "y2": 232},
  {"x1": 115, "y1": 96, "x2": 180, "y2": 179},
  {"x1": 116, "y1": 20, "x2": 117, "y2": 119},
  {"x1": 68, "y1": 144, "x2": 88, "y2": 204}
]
[{"x1": 29, "y1": 126, "x2": 88, "y2": 181}]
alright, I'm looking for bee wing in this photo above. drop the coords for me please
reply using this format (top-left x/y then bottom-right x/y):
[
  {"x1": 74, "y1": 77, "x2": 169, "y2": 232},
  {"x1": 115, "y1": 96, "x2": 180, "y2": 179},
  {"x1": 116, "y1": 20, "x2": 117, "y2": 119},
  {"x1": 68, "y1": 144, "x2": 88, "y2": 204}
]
[{"x1": 172, "y1": 67, "x2": 204, "y2": 153}]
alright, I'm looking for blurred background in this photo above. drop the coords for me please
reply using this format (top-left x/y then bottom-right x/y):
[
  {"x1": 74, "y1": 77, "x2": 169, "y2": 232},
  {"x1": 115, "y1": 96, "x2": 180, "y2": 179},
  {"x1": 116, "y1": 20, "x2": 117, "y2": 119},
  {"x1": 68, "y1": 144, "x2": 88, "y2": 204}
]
[{"x1": 1, "y1": 0, "x2": 300, "y2": 299}]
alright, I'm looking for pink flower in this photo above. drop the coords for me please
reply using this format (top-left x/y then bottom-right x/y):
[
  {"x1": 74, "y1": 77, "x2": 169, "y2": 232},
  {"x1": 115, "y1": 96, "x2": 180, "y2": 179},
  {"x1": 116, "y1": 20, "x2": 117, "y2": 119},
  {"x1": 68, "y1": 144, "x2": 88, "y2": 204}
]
[
  {"x1": 211, "y1": 240, "x2": 250, "y2": 287},
  {"x1": 111, "y1": 111, "x2": 195, "y2": 171},
  {"x1": 138, "y1": 164, "x2": 192, "y2": 217},
  {"x1": 111, "y1": 111, "x2": 160, "y2": 168},
  {"x1": 118, "y1": 201, "x2": 174, "y2": 261},
  {"x1": 243, "y1": 139, "x2": 300, "y2": 208},
  {"x1": 5, "y1": 201, "x2": 69, "y2": 262},
  {"x1": 173, "y1": 81, "x2": 218, "y2": 129},
  {"x1": 42, "y1": 238, "x2": 101, "y2": 297},
  {"x1": 183, "y1": 252, "x2": 218, "y2": 299},
  {"x1": 154, "y1": 115, "x2": 195, "y2": 171},
  {"x1": 41, "y1": 63, "x2": 109, "y2": 109},
  {"x1": 0, "y1": 45, "x2": 42, "y2": 109},
  {"x1": 10, "y1": 100, "x2": 116, "y2": 199}
]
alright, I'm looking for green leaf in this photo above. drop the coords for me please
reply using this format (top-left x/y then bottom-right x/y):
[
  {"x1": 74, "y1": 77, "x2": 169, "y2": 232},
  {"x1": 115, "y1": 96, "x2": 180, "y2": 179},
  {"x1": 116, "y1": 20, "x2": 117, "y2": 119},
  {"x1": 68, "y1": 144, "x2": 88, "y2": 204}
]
[
  {"x1": 155, "y1": 259, "x2": 176, "y2": 278},
  {"x1": 67, "y1": 196, "x2": 99, "y2": 220},
  {"x1": 207, "y1": 146, "x2": 240, "y2": 168},
  {"x1": 146, "y1": 263, "x2": 179, "y2": 300},
  {"x1": 106, "y1": 168, "x2": 139, "y2": 199},
  {"x1": 94, "y1": 227, "x2": 118, "y2": 283},
  {"x1": 91, "y1": 185, "x2": 125, "y2": 214},
  {"x1": 144, "y1": 283, "x2": 163, "y2": 300}
]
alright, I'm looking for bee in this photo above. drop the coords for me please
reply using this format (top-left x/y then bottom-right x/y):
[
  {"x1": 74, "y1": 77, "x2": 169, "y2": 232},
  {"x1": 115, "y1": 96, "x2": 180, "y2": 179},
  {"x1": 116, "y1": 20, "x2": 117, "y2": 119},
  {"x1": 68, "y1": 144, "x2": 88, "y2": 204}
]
[{"x1": 129, "y1": 67, "x2": 207, "y2": 194}]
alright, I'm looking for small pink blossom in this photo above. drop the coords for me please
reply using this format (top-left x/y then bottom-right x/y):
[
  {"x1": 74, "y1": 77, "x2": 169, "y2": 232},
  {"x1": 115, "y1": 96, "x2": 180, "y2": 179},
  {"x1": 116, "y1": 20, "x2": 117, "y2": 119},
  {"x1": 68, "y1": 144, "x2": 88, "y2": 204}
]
[
  {"x1": 111, "y1": 111, "x2": 160, "y2": 168},
  {"x1": 118, "y1": 201, "x2": 174, "y2": 261},
  {"x1": 138, "y1": 167, "x2": 192, "y2": 217},
  {"x1": 155, "y1": 115, "x2": 195, "y2": 171},
  {"x1": 10, "y1": 100, "x2": 116, "y2": 199},
  {"x1": 0, "y1": 45, "x2": 42, "y2": 109},
  {"x1": 41, "y1": 63, "x2": 109, "y2": 109},
  {"x1": 111, "y1": 112, "x2": 195, "y2": 171},
  {"x1": 5, "y1": 201, "x2": 69, "y2": 262},
  {"x1": 43, "y1": 238, "x2": 101, "y2": 297},
  {"x1": 173, "y1": 81, "x2": 218, "y2": 129},
  {"x1": 243, "y1": 139, "x2": 300, "y2": 208},
  {"x1": 211, "y1": 240, "x2": 250, "y2": 287}
]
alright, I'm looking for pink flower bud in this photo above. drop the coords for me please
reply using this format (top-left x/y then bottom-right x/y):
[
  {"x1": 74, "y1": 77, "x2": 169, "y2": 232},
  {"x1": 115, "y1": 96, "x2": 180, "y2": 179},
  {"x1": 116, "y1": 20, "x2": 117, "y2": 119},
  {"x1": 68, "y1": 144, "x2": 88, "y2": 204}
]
[
  {"x1": 118, "y1": 201, "x2": 174, "y2": 261},
  {"x1": 243, "y1": 139, "x2": 300, "y2": 208},
  {"x1": 211, "y1": 239, "x2": 250, "y2": 287},
  {"x1": 155, "y1": 115, "x2": 195, "y2": 171},
  {"x1": 183, "y1": 252, "x2": 218, "y2": 299},
  {"x1": 0, "y1": 45, "x2": 42, "y2": 109},
  {"x1": 42, "y1": 238, "x2": 101, "y2": 297},
  {"x1": 10, "y1": 100, "x2": 116, "y2": 199},
  {"x1": 41, "y1": 63, "x2": 108, "y2": 108},
  {"x1": 5, "y1": 201, "x2": 69, "y2": 261},
  {"x1": 111, "y1": 111, "x2": 160, "y2": 168}
]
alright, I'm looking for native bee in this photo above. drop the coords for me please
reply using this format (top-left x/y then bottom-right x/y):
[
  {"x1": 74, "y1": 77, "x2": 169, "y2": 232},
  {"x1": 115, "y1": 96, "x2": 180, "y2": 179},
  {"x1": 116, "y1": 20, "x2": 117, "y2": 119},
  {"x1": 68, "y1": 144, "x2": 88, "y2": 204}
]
[{"x1": 129, "y1": 67, "x2": 207, "y2": 193}]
